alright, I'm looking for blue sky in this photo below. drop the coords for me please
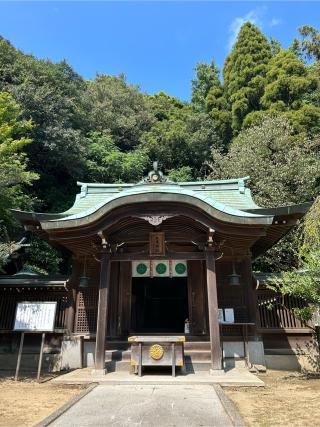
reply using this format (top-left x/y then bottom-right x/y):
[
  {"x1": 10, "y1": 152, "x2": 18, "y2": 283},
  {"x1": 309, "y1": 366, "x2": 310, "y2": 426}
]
[{"x1": 0, "y1": 1, "x2": 318, "y2": 100}]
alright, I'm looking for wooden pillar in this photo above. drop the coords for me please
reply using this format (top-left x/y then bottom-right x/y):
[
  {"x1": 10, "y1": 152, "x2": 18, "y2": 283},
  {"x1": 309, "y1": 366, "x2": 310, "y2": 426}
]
[
  {"x1": 243, "y1": 254, "x2": 257, "y2": 325},
  {"x1": 66, "y1": 257, "x2": 80, "y2": 333},
  {"x1": 94, "y1": 250, "x2": 110, "y2": 374},
  {"x1": 66, "y1": 287, "x2": 77, "y2": 333},
  {"x1": 205, "y1": 248, "x2": 222, "y2": 371}
]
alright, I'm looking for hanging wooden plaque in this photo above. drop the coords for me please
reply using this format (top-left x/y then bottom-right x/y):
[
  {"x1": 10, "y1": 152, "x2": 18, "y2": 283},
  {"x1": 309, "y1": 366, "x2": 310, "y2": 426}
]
[{"x1": 149, "y1": 232, "x2": 165, "y2": 256}]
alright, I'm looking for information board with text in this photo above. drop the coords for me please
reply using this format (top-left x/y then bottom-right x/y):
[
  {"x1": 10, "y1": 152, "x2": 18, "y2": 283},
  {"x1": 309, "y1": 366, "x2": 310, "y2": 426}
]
[{"x1": 14, "y1": 302, "x2": 57, "y2": 332}]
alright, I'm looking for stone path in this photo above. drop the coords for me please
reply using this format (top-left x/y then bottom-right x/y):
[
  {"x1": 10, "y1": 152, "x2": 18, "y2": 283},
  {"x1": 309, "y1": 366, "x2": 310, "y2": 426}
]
[{"x1": 51, "y1": 384, "x2": 234, "y2": 427}]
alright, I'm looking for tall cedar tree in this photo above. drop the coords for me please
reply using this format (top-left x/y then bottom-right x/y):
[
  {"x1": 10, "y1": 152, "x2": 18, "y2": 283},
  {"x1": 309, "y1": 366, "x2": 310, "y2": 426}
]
[
  {"x1": 244, "y1": 50, "x2": 320, "y2": 136},
  {"x1": 223, "y1": 22, "x2": 271, "y2": 132}
]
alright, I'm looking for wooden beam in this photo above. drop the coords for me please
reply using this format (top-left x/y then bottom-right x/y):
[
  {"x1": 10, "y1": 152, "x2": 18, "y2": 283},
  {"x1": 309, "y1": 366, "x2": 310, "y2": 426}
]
[
  {"x1": 205, "y1": 248, "x2": 222, "y2": 371},
  {"x1": 110, "y1": 252, "x2": 206, "y2": 261},
  {"x1": 94, "y1": 251, "x2": 111, "y2": 374}
]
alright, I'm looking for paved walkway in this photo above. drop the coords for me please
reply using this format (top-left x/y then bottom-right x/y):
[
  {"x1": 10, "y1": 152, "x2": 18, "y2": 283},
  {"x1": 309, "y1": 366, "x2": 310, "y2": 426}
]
[{"x1": 51, "y1": 384, "x2": 234, "y2": 427}]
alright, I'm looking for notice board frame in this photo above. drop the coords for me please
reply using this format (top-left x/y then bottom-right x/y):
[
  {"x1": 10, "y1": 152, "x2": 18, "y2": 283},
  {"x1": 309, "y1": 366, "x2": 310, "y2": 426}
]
[
  {"x1": 13, "y1": 301, "x2": 58, "y2": 382},
  {"x1": 13, "y1": 301, "x2": 57, "y2": 332}
]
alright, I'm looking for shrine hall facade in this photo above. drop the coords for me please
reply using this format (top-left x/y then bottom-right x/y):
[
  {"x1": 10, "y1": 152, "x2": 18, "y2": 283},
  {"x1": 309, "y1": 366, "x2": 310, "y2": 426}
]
[{"x1": 1, "y1": 167, "x2": 313, "y2": 373}]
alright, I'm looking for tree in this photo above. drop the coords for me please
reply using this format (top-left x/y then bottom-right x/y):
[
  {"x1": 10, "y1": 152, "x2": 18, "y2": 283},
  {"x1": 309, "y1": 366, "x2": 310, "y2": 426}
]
[
  {"x1": 268, "y1": 198, "x2": 320, "y2": 369},
  {"x1": 85, "y1": 132, "x2": 149, "y2": 183},
  {"x1": 223, "y1": 22, "x2": 272, "y2": 132},
  {"x1": 208, "y1": 115, "x2": 320, "y2": 270},
  {"x1": 83, "y1": 74, "x2": 154, "y2": 151},
  {"x1": 298, "y1": 25, "x2": 320, "y2": 62},
  {"x1": 0, "y1": 91, "x2": 38, "y2": 230},
  {"x1": 244, "y1": 50, "x2": 320, "y2": 136},
  {"x1": 262, "y1": 50, "x2": 314, "y2": 109},
  {"x1": 191, "y1": 61, "x2": 221, "y2": 112},
  {"x1": 270, "y1": 37, "x2": 282, "y2": 57},
  {"x1": 147, "y1": 91, "x2": 185, "y2": 121},
  {"x1": 23, "y1": 236, "x2": 63, "y2": 275},
  {"x1": 140, "y1": 104, "x2": 221, "y2": 178},
  {"x1": 168, "y1": 166, "x2": 193, "y2": 182},
  {"x1": 206, "y1": 85, "x2": 232, "y2": 144},
  {"x1": 0, "y1": 37, "x2": 87, "y2": 211}
]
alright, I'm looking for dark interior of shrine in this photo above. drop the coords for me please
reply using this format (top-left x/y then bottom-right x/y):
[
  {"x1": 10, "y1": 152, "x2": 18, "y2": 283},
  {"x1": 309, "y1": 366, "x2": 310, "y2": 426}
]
[{"x1": 131, "y1": 277, "x2": 189, "y2": 333}]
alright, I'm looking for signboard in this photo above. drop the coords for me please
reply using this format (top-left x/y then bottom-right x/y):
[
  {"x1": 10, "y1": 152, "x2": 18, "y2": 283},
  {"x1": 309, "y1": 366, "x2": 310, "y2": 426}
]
[
  {"x1": 149, "y1": 232, "x2": 165, "y2": 256},
  {"x1": 218, "y1": 308, "x2": 235, "y2": 324},
  {"x1": 153, "y1": 260, "x2": 170, "y2": 277},
  {"x1": 171, "y1": 260, "x2": 188, "y2": 277},
  {"x1": 14, "y1": 302, "x2": 57, "y2": 332},
  {"x1": 132, "y1": 261, "x2": 151, "y2": 277},
  {"x1": 132, "y1": 260, "x2": 188, "y2": 278}
]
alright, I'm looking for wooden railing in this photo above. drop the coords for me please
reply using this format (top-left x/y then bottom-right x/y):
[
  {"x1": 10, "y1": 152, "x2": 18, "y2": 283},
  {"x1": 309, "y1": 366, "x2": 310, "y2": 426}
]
[{"x1": 257, "y1": 290, "x2": 307, "y2": 329}]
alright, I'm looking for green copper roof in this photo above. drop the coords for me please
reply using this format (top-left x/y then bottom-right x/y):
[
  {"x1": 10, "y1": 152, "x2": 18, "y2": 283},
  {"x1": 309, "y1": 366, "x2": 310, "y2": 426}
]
[
  {"x1": 11, "y1": 171, "x2": 310, "y2": 235},
  {"x1": 60, "y1": 177, "x2": 261, "y2": 221}
]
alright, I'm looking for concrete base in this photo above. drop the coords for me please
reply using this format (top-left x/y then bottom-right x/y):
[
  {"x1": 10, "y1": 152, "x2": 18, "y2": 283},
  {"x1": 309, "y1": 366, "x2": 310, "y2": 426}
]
[
  {"x1": 52, "y1": 367, "x2": 264, "y2": 387},
  {"x1": 91, "y1": 368, "x2": 107, "y2": 376},
  {"x1": 223, "y1": 340, "x2": 266, "y2": 366},
  {"x1": 210, "y1": 369, "x2": 225, "y2": 376},
  {"x1": 84, "y1": 341, "x2": 95, "y2": 367},
  {"x1": 60, "y1": 337, "x2": 82, "y2": 370}
]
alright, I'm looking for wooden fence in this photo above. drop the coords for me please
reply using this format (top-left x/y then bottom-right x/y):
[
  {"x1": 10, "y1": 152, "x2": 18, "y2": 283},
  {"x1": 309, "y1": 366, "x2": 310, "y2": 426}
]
[{"x1": 257, "y1": 290, "x2": 307, "y2": 329}]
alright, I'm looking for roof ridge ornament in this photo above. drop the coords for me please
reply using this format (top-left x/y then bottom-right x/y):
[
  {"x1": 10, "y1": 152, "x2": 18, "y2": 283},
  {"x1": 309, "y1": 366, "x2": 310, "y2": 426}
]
[{"x1": 143, "y1": 161, "x2": 171, "y2": 184}]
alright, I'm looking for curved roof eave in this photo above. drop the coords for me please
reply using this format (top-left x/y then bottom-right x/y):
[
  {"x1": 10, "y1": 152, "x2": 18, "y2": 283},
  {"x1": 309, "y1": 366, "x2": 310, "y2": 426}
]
[{"x1": 39, "y1": 187, "x2": 274, "y2": 230}]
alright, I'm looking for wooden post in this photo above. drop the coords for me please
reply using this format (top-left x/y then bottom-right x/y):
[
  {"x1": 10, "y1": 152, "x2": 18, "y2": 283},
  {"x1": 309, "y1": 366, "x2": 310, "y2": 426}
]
[
  {"x1": 205, "y1": 249, "x2": 222, "y2": 371},
  {"x1": 138, "y1": 343, "x2": 142, "y2": 377},
  {"x1": 15, "y1": 332, "x2": 25, "y2": 381},
  {"x1": 80, "y1": 335, "x2": 84, "y2": 369},
  {"x1": 66, "y1": 287, "x2": 77, "y2": 333},
  {"x1": 66, "y1": 258, "x2": 80, "y2": 333},
  {"x1": 243, "y1": 254, "x2": 257, "y2": 325},
  {"x1": 172, "y1": 343, "x2": 176, "y2": 377},
  {"x1": 93, "y1": 250, "x2": 110, "y2": 374},
  {"x1": 37, "y1": 333, "x2": 46, "y2": 382}
]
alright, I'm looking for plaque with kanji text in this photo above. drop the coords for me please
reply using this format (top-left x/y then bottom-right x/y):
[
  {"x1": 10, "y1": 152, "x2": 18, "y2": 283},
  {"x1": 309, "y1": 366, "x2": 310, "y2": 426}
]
[{"x1": 149, "y1": 232, "x2": 165, "y2": 256}]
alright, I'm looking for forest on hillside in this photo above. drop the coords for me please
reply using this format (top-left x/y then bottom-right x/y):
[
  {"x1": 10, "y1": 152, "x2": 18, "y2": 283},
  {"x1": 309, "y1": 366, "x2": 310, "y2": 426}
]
[{"x1": 0, "y1": 22, "x2": 320, "y2": 275}]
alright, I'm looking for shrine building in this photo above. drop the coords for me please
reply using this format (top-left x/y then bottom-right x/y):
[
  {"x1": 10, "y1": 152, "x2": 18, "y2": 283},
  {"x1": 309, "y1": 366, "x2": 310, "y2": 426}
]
[{"x1": 0, "y1": 165, "x2": 313, "y2": 374}]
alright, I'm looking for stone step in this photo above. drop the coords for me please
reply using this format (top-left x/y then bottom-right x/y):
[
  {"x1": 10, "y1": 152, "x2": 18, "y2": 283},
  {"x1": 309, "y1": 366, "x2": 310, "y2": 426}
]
[
  {"x1": 104, "y1": 357, "x2": 247, "y2": 373},
  {"x1": 185, "y1": 361, "x2": 211, "y2": 372}
]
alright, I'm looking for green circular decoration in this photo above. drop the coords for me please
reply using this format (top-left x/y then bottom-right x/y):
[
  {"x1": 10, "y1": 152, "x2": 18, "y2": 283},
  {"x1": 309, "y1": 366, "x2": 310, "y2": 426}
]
[
  {"x1": 136, "y1": 263, "x2": 147, "y2": 275},
  {"x1": 175, "y1": 263, "x2": 186, "y2": 275},
  {"x1": 156, "y1": 263, "x2": 167, "y2": 275}
]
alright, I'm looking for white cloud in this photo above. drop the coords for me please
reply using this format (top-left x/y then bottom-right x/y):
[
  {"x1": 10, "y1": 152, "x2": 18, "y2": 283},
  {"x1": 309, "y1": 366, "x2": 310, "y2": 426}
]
[
  {"x1": 270, "y1": 18, "x2": 281, "y2": 27},
  {"x1": 228, "y1": 9, "x2": 263, "y2": 50}
]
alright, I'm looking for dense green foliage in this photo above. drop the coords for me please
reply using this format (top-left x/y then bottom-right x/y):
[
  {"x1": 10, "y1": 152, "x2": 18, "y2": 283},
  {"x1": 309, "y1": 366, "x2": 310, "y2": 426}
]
[
  {"x1": 268, "y1": 199, "x2": 320, "y2": 361},
  {"x1": 0, "y1": 91, "x2": 37, "y2": 229},
  {"x1": 0, "y1": 23, "x2": 319, "y2": 274},
  {"x1": 209, "y1": 115, "x2": 320, "y2": 270}
]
